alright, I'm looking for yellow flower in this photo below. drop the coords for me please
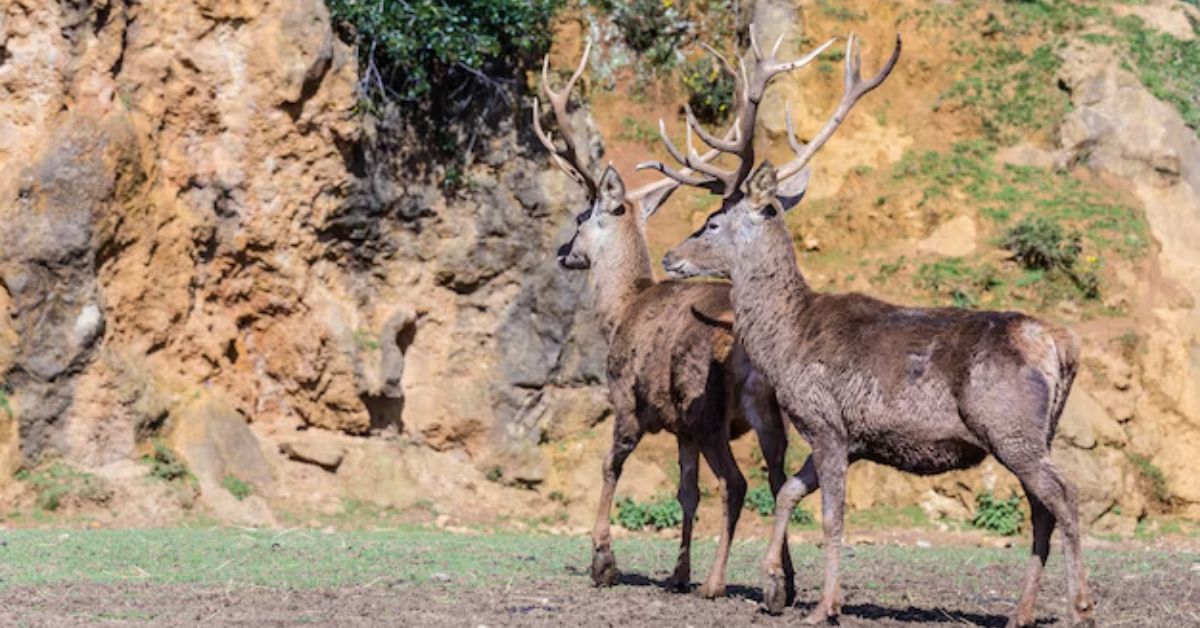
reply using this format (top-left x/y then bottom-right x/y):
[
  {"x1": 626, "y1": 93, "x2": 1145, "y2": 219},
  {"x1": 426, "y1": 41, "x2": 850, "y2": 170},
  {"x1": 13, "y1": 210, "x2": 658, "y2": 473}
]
[{"x1": 662, "y1": 0, "x2": 674, "y2": 7}]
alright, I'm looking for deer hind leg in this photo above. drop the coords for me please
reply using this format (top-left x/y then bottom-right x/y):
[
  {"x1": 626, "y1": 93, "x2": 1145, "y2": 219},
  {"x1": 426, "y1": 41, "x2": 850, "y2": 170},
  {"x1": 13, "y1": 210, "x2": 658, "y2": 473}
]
[
  {"x1": 746, "y1": 391, "x2": 797, "y2": 605},
  {"x1": 802, "y1": 448, "x2": 846, "y2": 625},
  {"x1": 666, "y1": 437, "x2": 701, "y2": 592},
  {"x1": 591, "y1": 413, "x2": 642, "y2": 587},
  {"x1": 1008, "y1": 489, "x2": 1055, "y2": 628},
  {"x1": 1001, "y1": 456, "x2": 1094, "y2": 628},
  {"x1": 696, "y1": 434, "x2": 747, "y2": 599},
  {"x1": 761, "y1": 456, "x2": 818, "y2": 615}
]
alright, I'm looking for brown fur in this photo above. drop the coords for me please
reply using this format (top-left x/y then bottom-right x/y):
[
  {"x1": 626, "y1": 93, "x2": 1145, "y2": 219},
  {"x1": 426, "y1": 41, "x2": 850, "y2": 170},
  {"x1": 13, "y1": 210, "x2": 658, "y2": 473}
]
[
  {"x1": 560, "y1": 166, "x2": 794, "y2": 599},
  {"x1": 662, "y1": 162, "x2": 1095, "y2": 627}
]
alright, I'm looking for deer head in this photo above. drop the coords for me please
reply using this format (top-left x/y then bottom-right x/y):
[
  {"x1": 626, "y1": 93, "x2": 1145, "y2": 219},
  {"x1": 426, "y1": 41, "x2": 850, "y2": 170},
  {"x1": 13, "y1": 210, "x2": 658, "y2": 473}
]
[
  {"x1": 533, "y1": 40, "x2": 741, "y2": 271},
  {"x1": 659, "y1": 32, "x2": 901, "y2": 280}
]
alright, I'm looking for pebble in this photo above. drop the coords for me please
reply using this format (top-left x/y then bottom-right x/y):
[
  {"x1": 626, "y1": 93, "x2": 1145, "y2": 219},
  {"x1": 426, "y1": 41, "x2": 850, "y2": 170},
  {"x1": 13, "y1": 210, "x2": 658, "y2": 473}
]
[
  {"x1": 1191, "y1": 563, "x2": 1200, "y2": 573},
  {"x1": 431, "y1": 572, "x2": 452, "y2": 582},
  {"x1": 916, "y1": 540, "x2": 932, "y2": 548}
]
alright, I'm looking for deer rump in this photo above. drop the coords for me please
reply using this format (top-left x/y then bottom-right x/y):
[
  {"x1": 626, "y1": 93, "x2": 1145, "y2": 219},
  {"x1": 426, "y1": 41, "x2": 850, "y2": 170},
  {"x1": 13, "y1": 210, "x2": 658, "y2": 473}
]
[
  {"x1": 607, "y1": 281, "x2": 755, "y2": 440},
  {"x1": 759, "y1": 292, "x2": 1077, "y2": 476}
]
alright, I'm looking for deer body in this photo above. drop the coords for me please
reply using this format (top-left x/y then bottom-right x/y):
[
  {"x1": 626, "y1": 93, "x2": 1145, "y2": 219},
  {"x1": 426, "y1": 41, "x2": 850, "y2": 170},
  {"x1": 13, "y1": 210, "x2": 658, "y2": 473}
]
[
  {"x1": 535, "y1": 43, "x2": 794, "y2": 598},
  {"x1": 650, "y1": 29, "x2": 1094, "y2": 627}
]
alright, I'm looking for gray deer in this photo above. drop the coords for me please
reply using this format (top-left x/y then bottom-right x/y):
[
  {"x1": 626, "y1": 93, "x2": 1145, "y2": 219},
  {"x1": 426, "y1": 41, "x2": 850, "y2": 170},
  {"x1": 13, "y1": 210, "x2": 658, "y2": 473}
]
[
  {"x1": 650, "y1": 30, "x2": 1095, "y2": 628},
  {"x1": 532, "y1": 40, "x2": 828, "y2": 598}
]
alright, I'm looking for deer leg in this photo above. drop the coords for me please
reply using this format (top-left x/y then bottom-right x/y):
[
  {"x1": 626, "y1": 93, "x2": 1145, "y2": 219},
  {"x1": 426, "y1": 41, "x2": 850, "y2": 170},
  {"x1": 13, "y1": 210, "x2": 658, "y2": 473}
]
[
  {"x1": 802, "y1": 450, "x2": 846, "y2": 625},
  {"x1": 1003, "y1": 456, "x2": 1094, "y2": 627},
  {"x1": 761, "y1": 456, "x2": 818, "y2": 615},
  {"x1": 1008, "y1": 489, "x2": 1055, "y2": 628},
  {"x1": 591, "y1": 415, "x2": 642, "y2": 587},
  {"x1": 696, "y1": 435, "x2": 747, "y2": 599},
  {"x1": 666, "y1": 437, "x2": 701, "y2": 592},
  {"x1": 747, "y1": 393, "x2": 796, "y2": 605}
]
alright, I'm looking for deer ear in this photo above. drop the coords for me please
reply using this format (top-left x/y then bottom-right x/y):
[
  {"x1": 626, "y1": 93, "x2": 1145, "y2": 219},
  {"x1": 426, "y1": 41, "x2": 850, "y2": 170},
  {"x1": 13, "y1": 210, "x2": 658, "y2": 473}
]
[
  {"x1": 777, "y1": 167, "x2": 810, "y2": 212},
  {"x1": 597, "y1": 165, "x2": 626, "y2": 215},
  {"x1": 745, "y1": 161, "x2": 778, "y2": 208}
]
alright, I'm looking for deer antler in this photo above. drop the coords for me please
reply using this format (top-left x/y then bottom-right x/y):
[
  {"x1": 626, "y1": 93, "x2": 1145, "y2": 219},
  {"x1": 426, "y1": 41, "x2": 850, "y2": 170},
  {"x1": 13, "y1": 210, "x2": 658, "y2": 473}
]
[
  {"x1": 778, "y1": 33, "x2": 901, "y2": 181},
  {"x1": 533, "y1": 39, "x2": 598, "y2": 199},
  {"x1": 637, "y1": 25, "x2": 837, "y2": 199},
  {"x1": 533, "y1": 39, "x2": 741, "y2": 217}
]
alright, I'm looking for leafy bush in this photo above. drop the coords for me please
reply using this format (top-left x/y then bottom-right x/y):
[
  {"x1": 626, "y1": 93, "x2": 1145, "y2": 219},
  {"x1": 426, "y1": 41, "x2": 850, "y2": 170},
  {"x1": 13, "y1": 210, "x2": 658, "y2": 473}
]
[
  {"x1": 0, "y1": 389, "x2": 10, "y2": 418},
  {"x1": 1128, "y1": 453, "x2": 1171, "y2": 505},
  {"x1": 682, "y1": 56, "x2": 735, "y2": 124},
  {"x1": 1001, "y1": 215, "x2": 1098, "y2": 299},
  {"x1": 615, "y1": 495, "x2": 683, "y2": 530},
  {"x1": 971, "y1": 490, "x2": 1022, "y2": 536},
  {"x1": 142, "y1": 441, "x2": 191, "y2": 483},
  {"x1": 326, "y1": 0, "x2": 562, "y2": 102},
  {"x1": 1001, "y1": 215, "x2": 1081, "y2": 271},
  {"x1": 16, "y1": 463, "x2": 109, "y2": 512},
  {"x1": 745, "y1": 484, "x2": 814, "y2": 525},
  {"x1": 610, "y1": 0, "x2": 690, "y2": 68},
  {"x1": 222, "y1": 475, "x2": 252, "y2": 501}
]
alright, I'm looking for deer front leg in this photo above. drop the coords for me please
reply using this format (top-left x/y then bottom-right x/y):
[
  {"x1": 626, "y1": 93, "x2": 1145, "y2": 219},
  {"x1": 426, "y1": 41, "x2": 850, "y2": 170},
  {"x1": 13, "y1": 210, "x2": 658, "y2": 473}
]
[
  {"x1": 696, "y1": 435, "x2": 747, "y2": 599},
  {"x1": 802, "y1": 450, "x2": 846, "y2": 625},
  {"x1": 666, "y1": 438, "x2": 701, "y2": 592},
  {"x1": 591, "y1": 416, "x2": 641, "y2": 587},
  {"x1": 745, "y1": 387, "x2": 797, "y2": 605},
  {"x1": 761, "y1": 456, "x2": 818, "y2": 615}
]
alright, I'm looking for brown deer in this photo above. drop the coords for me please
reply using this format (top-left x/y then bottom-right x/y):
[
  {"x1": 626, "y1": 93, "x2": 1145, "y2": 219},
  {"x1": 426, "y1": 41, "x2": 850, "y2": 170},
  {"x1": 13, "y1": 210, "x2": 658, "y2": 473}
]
[
  {"x1": 651, "y1": 30, "x2": 1095, "y2": 628},
  {"x1": 533, "y1": 39, "x2": 826, "y2": 599}
]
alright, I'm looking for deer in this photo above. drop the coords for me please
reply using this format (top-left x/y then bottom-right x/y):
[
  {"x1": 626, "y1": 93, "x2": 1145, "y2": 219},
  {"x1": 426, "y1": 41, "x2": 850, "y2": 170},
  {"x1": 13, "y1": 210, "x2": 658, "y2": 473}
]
[
  {"x1": 648, "y1": 28, "x2": 1095, "y2": 628},
  {"x1": 532, "y1": 38, "x2": 829, "y2": 599}
]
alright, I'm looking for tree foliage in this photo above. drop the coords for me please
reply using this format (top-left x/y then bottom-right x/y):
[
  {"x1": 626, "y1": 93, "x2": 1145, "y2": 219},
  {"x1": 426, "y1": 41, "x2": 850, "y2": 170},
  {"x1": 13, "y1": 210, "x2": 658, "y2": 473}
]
[{"x1": 326, "y1": 0, "x2": 562, "y2": 103}]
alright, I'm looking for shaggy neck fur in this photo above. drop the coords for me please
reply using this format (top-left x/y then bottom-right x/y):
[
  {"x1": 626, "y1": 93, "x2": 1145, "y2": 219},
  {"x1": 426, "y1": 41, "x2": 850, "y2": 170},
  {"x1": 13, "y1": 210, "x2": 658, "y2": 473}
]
[
  {"x1": 590, "y1": 215, "x2": 654, "y2": 341},
  {"x1": 729, "y1": 218, "x2": 813, "y2": 370}
]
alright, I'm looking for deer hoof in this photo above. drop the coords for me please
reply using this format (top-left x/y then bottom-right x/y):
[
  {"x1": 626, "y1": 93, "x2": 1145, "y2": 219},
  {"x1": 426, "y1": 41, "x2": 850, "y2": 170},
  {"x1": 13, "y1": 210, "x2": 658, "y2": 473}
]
[
  {"x1": 697, "y1": 582, "x2": 726, "y2": 599},
  {"x1": 664, "y1": 571, "x2": 690, "y2": 593},
  {"x1": 800, "y1": 603, "x2": 837, "y2": 625},
  {"x1": 760, "y1": 573, "x2": 789, "y2": 615},
  {"x1": 590, "y1": 549, "x2": 618, "y2": 587}
]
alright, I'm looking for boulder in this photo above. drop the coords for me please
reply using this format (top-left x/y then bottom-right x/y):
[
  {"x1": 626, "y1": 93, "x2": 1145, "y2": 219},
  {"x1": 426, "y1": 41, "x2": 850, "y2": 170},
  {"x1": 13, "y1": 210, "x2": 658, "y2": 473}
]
[{"x1": 917, "y1": 215, "x2": 977, "y2": 258}]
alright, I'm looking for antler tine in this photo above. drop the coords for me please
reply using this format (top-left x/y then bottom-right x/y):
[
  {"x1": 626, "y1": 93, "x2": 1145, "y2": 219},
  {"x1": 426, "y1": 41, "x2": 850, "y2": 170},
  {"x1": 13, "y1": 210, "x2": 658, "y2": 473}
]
[
  {"x1": 779, "y1": 33, "x2": 902, "y2": 181},
  {"x1": 684, "y1": 103, "x2": 741, "y2": 152},
  {"x1": 784, "y1": 106, "x2": 805, "y2": 155},
  {"x1": 533, "y1": 39, "x2": 598, "y2": 198},
  {"x1": 656, "y1": 119, "x2": 737, "y2": 182}
]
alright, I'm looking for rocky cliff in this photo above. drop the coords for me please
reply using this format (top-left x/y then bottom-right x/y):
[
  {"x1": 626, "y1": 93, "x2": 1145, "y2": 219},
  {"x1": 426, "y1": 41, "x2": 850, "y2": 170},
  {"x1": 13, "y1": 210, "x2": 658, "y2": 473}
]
[{"x1": 1, "y1": 0, "x2": 1199, "y2": 535}]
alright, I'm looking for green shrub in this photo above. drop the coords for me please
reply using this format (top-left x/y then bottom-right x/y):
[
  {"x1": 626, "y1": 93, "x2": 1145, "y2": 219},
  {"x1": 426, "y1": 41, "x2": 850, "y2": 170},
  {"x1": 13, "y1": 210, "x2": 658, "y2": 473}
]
[
  {"x1": 142, "y1": 441, "x2": 191, "y2": 483},
  {"x1": 1116, "y1": 15, "x2": 1200, "y2": 135},
  {"x1": 0, "y1": 389, "x2": 10, "y2": 418},
  {"x1": 1001, "y1": 215, "x2": 1099, "y2": 299},
  {"x1": 971, "y1": 490, "x2": 1023, "y2": 536},
  {"x1": 615, "y1": 495, "x2": 682, "y2": 531},
  {"x1": 744, "y1": 484, "x2": 814, "y2": 525},
  {"x1": 1001, "y1": 215, "x2": 1081, "y2": 271},
  {"x1": 1128, "y1": 453, "x2": 1171, "y2": 505},
  {"x1": 682, "y1": 56, "x2": 735, "y2": 124},
  {"x1": 18, "y1": 463, "x2": 109, "y2": 512},
  {"x1": 222, "y1": 475, "x2": 252, "y2": 501},
  {"x1": 326, "y1": 0, "x2": 562, "y2": 102},
  {"x1": 610, "y1": 0, "x2": 690, "y2": 68}
]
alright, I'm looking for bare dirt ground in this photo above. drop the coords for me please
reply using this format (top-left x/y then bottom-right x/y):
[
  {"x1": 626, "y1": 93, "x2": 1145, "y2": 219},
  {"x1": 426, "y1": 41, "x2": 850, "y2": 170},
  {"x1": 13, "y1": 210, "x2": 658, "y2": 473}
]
[{"x1": 0, "y1": 528, "x2": 1195, "y2": 627}]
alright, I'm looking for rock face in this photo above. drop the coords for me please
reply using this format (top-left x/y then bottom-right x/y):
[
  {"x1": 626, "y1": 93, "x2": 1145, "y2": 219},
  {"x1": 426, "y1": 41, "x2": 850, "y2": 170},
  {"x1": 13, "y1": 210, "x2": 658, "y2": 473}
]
[{"x1": 0, "y1": 0, "x2": 598, "y2": 522}]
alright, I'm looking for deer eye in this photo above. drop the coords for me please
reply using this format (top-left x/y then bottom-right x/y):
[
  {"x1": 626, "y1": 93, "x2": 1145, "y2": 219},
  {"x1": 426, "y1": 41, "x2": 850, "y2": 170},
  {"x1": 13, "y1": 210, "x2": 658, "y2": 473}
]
[{"x1": 707, "y1": 222, "x2": 719, "y2": 231}]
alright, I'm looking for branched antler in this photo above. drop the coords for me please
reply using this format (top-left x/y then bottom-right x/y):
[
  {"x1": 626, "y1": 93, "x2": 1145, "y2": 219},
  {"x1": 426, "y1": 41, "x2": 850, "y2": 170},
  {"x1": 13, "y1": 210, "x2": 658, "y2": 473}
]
[
  {"x1": 638, "y1": 24, "x2": 837, "y2": 199},
  {"x1": 533, "y1": 39, "x2": 598, "y2": 199},
  {"x1": 778, "y1": 33, "x2": 902, "y2": 181}
]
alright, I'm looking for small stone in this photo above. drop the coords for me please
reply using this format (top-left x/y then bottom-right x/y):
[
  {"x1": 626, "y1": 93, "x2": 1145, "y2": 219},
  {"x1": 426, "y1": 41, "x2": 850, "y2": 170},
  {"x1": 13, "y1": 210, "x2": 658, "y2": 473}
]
[
  {"x1": 431, "y1": 572, "x2": 452, "y2": 582},
  {"x1": 915, "y1": 540, "x2": 932, "y2": 548}
]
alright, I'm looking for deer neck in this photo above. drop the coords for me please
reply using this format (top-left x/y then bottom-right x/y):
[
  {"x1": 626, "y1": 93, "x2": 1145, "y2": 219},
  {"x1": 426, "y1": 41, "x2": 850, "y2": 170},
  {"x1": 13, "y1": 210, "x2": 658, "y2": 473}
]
[
  {"x1": 729, "y1": 219, "x2": 813, "y2": 367},
  {"x1": 590, "y1": 219, "x2": 655, "y2": 341}
]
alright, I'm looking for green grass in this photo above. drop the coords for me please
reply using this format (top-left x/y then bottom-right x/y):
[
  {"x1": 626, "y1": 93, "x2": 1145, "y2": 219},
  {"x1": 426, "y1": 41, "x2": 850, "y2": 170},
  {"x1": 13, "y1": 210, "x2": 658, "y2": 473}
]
[
  {"x1": 614, "y1": 495, "x2": 682, "y2": 531},
  {"x1": 1128, "y1": 452, "x2": 1171, "y2": 505},
  {"x1": 1116, "y1": 15, "x2": 1200, "y2": 135}
]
